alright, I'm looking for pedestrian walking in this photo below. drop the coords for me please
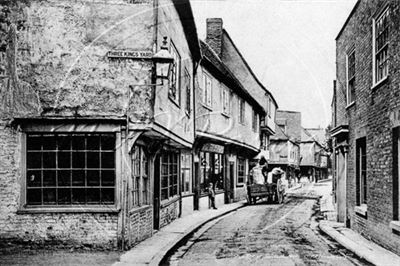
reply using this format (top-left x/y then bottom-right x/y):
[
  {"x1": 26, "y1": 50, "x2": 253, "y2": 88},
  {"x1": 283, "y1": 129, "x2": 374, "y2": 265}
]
[{"x1": 208, "y1": 183, "x2": 217, "y2": 209}]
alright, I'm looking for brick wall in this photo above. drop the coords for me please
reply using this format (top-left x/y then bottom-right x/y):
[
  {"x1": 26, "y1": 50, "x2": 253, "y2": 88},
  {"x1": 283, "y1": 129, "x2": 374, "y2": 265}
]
[
  {"x1": 0, "y1": 121, "x2": 119, "y2": 248},
  {"x1": 159, "y1": 200, "x2": 179, "y2": 229},
  {"x1": 128, "y1": 206, "x2": 153, "y2": 247},
  {"x1": 336, "y1": 0, "x2": 400, "y2": 255}
]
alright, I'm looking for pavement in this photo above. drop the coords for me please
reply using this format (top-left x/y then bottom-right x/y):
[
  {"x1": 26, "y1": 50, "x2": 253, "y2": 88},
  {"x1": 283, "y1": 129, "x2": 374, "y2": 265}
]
[
  {"x1": 113, "y1": 201, "x2": 246, "y2": 266},
  {"x1": 113, "y1": 180, "x2": 400, "y2": 266},
  {"x1": 113, "y1": 184, "x2": 303, "y2": 266},
  {"x1": 316, "y1": 179, "x2": 400, "y2": 266}
]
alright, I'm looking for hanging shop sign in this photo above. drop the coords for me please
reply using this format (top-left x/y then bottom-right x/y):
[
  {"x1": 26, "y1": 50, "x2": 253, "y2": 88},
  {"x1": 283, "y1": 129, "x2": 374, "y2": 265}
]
[
  {"x1": 107, "y1": 50, "x2": 153, "y2": 59},
  {"x1": 201, "y1": 143, "x2": 224, "y2": 154}
]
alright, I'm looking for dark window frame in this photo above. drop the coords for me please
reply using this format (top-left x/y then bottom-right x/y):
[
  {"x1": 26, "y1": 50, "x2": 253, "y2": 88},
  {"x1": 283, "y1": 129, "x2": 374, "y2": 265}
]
[
  {"x1": 168, "y1": 41, "x2": 181, "y2": 106},
  {"x1": 374, "y1": 7, "x2": 390, "y2": 84},
  {"x1": 25, "y1": 133, "x2": 116, "y2": 207},
  {"x1": 347, "y1": 49, "x2": 355, "y2": 105},
  {"x1": 356, "y1": 137, "x2": 367, "y2": 206},
  {"x1": 160, "y1": 152, "x2": 179, "y2": 201}
]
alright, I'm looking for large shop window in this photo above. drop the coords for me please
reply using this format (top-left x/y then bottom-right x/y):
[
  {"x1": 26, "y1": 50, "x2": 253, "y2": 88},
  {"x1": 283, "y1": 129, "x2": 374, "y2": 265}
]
[
  {"x1": 181, "y1": 153, "x2": 192, "y2": 195},
  {"x1": 161, "y1": 152, "x2": 179, "y2": 201},
  {"x1": 356, "y1": 137, "x2": 367, "y2": 206},
  {"x1": 237, "y1": 158, "x2": 246, "y2": 184},
  {"x1": 373, "y1": 7, "x2": 389, "y2": 84},
  {"x1": 26, "y1": 133, "x2": 115, "y2": 206},
  {"x1": 200, "y1": 152, "x2": 224, "y2": 194},
  {"x1": 132, "y1": 146, "x2": 149, "y2": 207}
]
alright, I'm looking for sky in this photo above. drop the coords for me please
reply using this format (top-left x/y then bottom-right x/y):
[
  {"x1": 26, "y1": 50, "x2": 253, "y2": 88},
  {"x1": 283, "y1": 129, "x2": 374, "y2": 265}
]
[{"x1": 190, "y1": 0, "x2": 357, "y2": 128}]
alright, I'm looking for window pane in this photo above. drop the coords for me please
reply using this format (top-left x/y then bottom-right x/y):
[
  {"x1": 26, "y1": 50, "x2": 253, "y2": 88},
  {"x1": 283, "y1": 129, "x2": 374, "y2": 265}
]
[
  {"x1": 101, "y1": 170, "x2": 114, "y2": 186},
  {"x1": 58, "y1": 170, "x2": 71, "y2": 186},
  {"x1": 161, "y1": 176, "x2": 168, "y2": 189},
  {"x1": 87, "y1": 152, "x2": 100, "y2": 168},
  {"x1": 43, "y1": 170, "x2": 56, "y2": 186},
  {"x1": 87, "y1": 188, "x2": 100, "y2": 204},
  {"x1": 43, "y1": 152, "x2": 56, "y2": 168},
  {"x1": 58, "y1": 152, "x2": 71, "y2": 168},
  {"x1": 27, "y1": 135, "x2": 42, "y2": 150},
  {"x1": 101, "y1": 134, "x2": 115, "y2": 150},
  {"x1": 101, "y1": 188, "x2": 114, "y2": 204},
  {"x1": 87, "y1": 170, "x2": 100, "y2": 186},
  {"x1": 43, "y1": 188, "x2": 56, "y2": 204},
  {"x1": 101, "y1": 152, "x2": 115, "y2": 168},
  {"x1": 58, "y1": 188, "x2": 71, "y2": 204},
  {"x1": 58, "y1": 135, "x2": 71, "y2": 150},
  {"x1": 27, "y1": 152, "x2": 41, "y2": 169},
  {"x1": 72, "y1": 188, "x2": 85, "y2": 204},
  {"x1": 27, "y1": 170, "x2": 41, "y2": 187},
  {"x1": 72, "y1": 152, "x2": 85, "y2": 168},
  {"x1": 42, "y1": 135, "x2": 56, "y2": 150},
  {"x1": 87, "y1": 135, "x2": 100, "y2": 150},
  {"x1": 72, "y1": 135, "x2": 85, "y2": 150},
  {"x1": 72, "y1": 170, "x2": 85, "y2": 186},
  {"x1": 161, "y1": 188, "x2": 168, "y2": 200},
  {"x1": 27, "y1": 188, "x2": 41, "y2": 205}
]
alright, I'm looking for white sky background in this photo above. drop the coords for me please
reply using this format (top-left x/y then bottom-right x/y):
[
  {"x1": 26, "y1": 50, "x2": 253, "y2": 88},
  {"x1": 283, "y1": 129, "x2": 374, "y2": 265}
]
[{"x1": 191, "y1": 0, "x2": 357, "y2": 128}]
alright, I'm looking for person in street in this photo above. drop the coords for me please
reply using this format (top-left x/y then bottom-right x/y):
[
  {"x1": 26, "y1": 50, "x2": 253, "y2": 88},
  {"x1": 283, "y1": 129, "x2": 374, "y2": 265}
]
[
  {"x1": 250, "y1": 156, "x2": 268, "y2": 184},
  {"x1": 208, "y1": 183, "x2": 217, "y2": 209}
]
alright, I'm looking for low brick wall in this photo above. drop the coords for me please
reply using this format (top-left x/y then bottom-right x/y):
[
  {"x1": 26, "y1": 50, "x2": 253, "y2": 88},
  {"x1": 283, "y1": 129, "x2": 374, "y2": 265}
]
[
  {"x1": 159, "y1": 199, "x2": 179, "y2": 229},
  {"x1": 128, "y1": 206, "x2": 153, "y2": 247}
]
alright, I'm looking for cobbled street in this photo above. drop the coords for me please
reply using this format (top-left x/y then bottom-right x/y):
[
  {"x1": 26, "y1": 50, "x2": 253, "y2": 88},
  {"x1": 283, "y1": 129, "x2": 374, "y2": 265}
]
[{"x1": 165, "y1": 183, "x2": 370, "y2": 266}]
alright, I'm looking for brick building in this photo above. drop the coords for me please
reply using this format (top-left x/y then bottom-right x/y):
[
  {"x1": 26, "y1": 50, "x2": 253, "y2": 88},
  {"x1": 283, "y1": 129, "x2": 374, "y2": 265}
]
[
  {"x1": 332, "y1": 0, "x2": 400, "y2": 255},
  {"x1": 0, "y1": 0, "x2": 200, "y2": 249},
  {"x1": 269, "y1": 110, "x2": 301, "y2": 184}
]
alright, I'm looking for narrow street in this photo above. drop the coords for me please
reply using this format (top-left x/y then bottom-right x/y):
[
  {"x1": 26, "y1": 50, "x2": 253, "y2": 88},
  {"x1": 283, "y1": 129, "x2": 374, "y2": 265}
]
[{"x1": 164, "y1": 183, "x2": 370, "y2": 266}]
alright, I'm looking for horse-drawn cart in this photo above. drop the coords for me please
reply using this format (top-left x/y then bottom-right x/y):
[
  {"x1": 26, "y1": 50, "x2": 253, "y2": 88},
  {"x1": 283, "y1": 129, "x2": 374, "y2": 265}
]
[{"x1": 246, "y1": 180, "x2": 285, "y2": 204}]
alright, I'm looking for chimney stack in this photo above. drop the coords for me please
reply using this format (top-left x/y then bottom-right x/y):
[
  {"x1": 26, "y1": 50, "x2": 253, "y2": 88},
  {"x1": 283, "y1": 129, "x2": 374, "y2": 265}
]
[{"x1": 206, "y1": 18, "x2": 223, "y2": 58}]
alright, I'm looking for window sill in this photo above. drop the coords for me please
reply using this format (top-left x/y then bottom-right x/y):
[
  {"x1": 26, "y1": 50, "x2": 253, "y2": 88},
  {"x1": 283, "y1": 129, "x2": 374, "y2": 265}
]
[
  {"x1": 346, "y1": 102, "x2": 355, "y2": 110},
  {"x1": 201, "y1": 103, "x2": 213, "y2": 111},
  {"x1": 17, "y1": 206, "x2": 120, "y2": 214},
  {"x1": 182, "y1": 192, "x2": 194, "y2": 198},
  {"x1": 129, "y1": 205, "x2": 151, "y2": 215},
  {"x1": 355, "y1": 204, "x2": 367, "y2": 217},
  {"x1": 221, "y1": 112, "x2": 230, "y2": 118},
  {"x1": 236, "y1": 183, "x2": 245, "y2": 187},
  {"x1": 169, "y1": 96, "x2": 181, "y2": 109},
  {"x1": 390, "y1": 221, "x2": 400, "y2": 233},
  {"x1": 371, "y1": 76, "x2": 388, "y2": 91},
  {"x1": 160, "y1": 195, "x2": 180, "y2": 208}
]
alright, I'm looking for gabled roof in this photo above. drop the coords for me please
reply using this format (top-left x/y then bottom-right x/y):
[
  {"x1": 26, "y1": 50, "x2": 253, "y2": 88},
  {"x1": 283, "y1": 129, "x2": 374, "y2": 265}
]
[
  {"x1": 173, "y1": 0, "x2": 202, "y2": 62},
  {"x1": 271, "y1": 121, "x2": 289, "y2": 141},
  {"x1": 335, "y1": 0, "x2": 361, "y2": 40},
  {"x1": 301, "y1": 127, "x2": 326, "y2": 148},
  {"x1": 200, "y1": 40, "x2": 266, "y2": 116},
  {"x1": 221, "y1": 29, "x2": 278, "y2": 109}
]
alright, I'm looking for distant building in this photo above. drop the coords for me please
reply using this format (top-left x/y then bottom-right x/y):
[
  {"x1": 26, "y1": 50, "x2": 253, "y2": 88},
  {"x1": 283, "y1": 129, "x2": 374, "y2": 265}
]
[
  {"x1": 269, "y1": 111, "x2": 301, "y2": 184},
  {"x1": 300, "y1": 128, "x2": 329, "y2": 182},
  {"x1": 332, "y1": 0, "x2": 400, "y2": 255}
]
